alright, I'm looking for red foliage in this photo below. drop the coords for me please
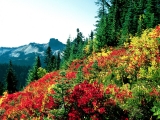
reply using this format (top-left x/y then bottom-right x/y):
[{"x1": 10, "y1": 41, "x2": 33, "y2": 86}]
[
  {"x1": 150, "y1": 88, "x2": 160, "y2": 96},
  {"x1": 155, "y1": 25, "x2": 160, "y2": 37},
  {"x1": 67, "y1": 81, "x2": 106, "y2": 119},
  {"x1": 82, "y1": 62, "x2": 94, "y2": 75},
  {"x1": 66, "y1": 71, "x2": 77, "y2": 80},
  {"x1": 106, "y1": 84, "x2": 132, "y2": 103},
  {"x1": 0, "y1": 72, "x2": 59, "y2": 119},
  {"x1": 68, "y1": 59, "x2": 84, "y2": 71}
]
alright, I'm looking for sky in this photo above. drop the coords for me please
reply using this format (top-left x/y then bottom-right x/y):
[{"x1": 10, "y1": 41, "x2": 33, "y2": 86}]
[{"x1": 0, "y1": 0, "x2": 98, "y2": 47}]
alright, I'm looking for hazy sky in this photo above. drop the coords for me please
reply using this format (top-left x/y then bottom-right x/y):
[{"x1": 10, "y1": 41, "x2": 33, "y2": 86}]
[{"x1": 0, "y1": 0, "x2": 97, "y2": 47}]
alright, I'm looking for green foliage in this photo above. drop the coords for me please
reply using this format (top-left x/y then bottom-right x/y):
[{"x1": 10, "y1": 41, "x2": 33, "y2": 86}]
[
  {"x1": 44, "y1": 46, "x2": 55, "y2": 72},
  {"x1": 95, "y1": 0, "x2": 160, "y2": 48},
  {"x1": 5, "y1": 60, "x2": 18, "y2": 94},
  {"x1": 63, "y1": 37, "x2": 71, "y2": 62},
  {"x1": 71, "y1": 28, "x2": 85, "y2": 59},
  {"x1": 62, "y1": 28, "x2": 87, "y2": 69},
  {"x1": 119, "y1": 6, "x2": 132, "y2": 45},
  {"x1": 56, "y1": 51, "x2": 61, "y2": 70},
  {"x1": 37, "y1": 67, "x2": 47, "y2": 78},
  {"x1": 151, "y1": 101, "x2": 160, "y2": 119},
  {"x1": 123, "y1": 85, "x2": 154, "y2": 119},
  {"x1": 0, "y1": 1, "x2": 159, "y2": 119},
  {"x1": 26, "y1": 56, "x2": 42, "y2": 85},
  {"x1": 95, "y1": 16, "x2": 108, "y2": 50},
  {"x1": 50, "y1": 77, "x2": 73, "y2": 119},
  {"x1": 0, "y1": 81, "x2": 4, "y2": 95}
]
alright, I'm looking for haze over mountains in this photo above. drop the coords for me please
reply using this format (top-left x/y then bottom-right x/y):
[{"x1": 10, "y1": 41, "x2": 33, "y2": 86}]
[{"x1": 0, "y1": 38, "x2": 65, "y2": 66}]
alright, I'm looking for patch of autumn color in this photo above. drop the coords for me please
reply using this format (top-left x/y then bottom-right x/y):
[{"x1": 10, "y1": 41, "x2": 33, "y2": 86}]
[
  {"x1": 0, "y1": 25, "x2": 159, "y2": 119},
  {"x1": 68, "y1": 59, "x2": 84, "y2": 71},
  {"x1": 0, "y1": 71, "x2": 60, "y2": 119},
  {"x1": 66, "y1": 71, "x2": 77, "y2": 80},
  {"x1": 67, "y1": 80, "x2": 106, "y2": 119},
  {"x1": 149, "y1": 25, "x2": 160, "y2": 39},
  {"x1": 150, "y1": 88, "x2": 160, "y2": 96},
  {"x1": 67, "y1": 80, "x2": 129, "y2": 119},
  {"x1": 106, "y1": 84, "x2": 132, "y2": 103},
  {"x1": 82, "y1": 61, "x2": 94, "y2": 76}
]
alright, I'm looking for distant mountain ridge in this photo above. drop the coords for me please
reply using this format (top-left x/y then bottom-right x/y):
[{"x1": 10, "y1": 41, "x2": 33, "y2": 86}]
[{"x1": 0, "y1": 38, "x2": 65, "y2": 66}]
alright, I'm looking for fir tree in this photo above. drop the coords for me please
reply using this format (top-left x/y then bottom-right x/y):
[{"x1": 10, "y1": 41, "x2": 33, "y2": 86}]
[
  {"x1": 6, "y1": 60, "x2": 17, "y2": 94},
  {"x1": 36, "y1": 56, "x2": 41, "y2": 68},
  {"x1": 56, "y1": 51, "x2": 61, "y2": 70},
  {"x1": 26, "y1": 56, "x2": 41, "y2": 85},
  {"x1": 51, "y1": 55, "x2": 56, "y2": 71},
  {"x1": 95, "y1": 0, "x2": 160, "y2": 46},
  {"x1": 0, "y1": 81, "x2": 4, "y2": 95},
  {"x1": 44, "y1": 46, "x2": 53, "y2": 72},
  {"x1": 89, "y1": 30, "x2": 94, "y2": 40},
  {"x1": 63, "y1": 37, "x2": 71, "y2": 62},
  {"x1": 119, "y1": 4, "x2": 132, "y2": 45},
  {"x1": 95, "y1": 15, "x2": 108, "y2": 49},
  {"x1": 95, "y1": 0, "x2": 108, "y2": 49},
  {"x1": 71, "y1": 28, "x2": 84, "y2": 59}
]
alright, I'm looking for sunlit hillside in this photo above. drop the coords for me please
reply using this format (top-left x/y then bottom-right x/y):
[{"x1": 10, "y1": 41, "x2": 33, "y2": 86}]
[{"x1": 0, "y1": 25, "x2": 159, "y2": 120}]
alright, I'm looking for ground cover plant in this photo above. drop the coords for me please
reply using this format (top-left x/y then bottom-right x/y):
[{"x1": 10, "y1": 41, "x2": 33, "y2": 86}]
[{"x1": 0, "y1": 25, "x2": 160, "y2": 119}]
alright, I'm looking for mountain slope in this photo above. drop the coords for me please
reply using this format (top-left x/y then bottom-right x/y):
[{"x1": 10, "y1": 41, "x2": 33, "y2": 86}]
[
  {"x1": 0, "y1": 26, "x2": 159, "y2": 120},
  {"x1": 0, "y1": 38, "x2": 65, "y2": 66}
]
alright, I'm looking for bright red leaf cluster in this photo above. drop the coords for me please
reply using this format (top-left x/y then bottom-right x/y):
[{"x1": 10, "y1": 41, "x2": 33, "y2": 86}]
[
  {"x1": 66, "y1": 81, "x2": 129, "y2": 120},
  {"x1": 0, "y1": 71, "x2": 60, "y2": 119}
]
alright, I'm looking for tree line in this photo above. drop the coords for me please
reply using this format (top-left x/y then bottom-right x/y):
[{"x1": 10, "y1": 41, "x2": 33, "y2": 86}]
[{"x1": 95, "y1": 0, "x2": 160, "y2": 49}]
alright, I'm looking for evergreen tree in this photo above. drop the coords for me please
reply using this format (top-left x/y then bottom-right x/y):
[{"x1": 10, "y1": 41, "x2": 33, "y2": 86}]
[
  {"x1": 26, "y1": 56, "x2": 41, "y2": 85},
  {"x1": 51, "y1": 55, "x2": 56, "y2": 70},
  {"x1": 119, "y1": 4, "x2": 132, "y2": 45},
  {"x1": 63, "y1": 37, "x2": 71, "y2": 61},
  {"x1": 71, "y1": 28, "x2": 84, "y2": 59},
  {"x1": 152, "y1": 0, "x2": 160, "y2": 26},
  {"x1": 0, "y1": 81, "x2": 4, "y2": 95},
  {"x1": 95, "y1": 0, "x2": 109, "y2": 24},
  {"x1": 56, "y1": 51, "x2": 61, "y2": 70},
  {"x1": 6, "y1": 60, "x2": 17, "y2": 94},
  {"x1": 44, "y1": 46, "x2": 53, "y2": 72},
  {"x1": 95, "y1": 0, "x2": 160, "y2": 46},
  {"x1": 95, "y1": 15, "x2": 108, "y2": 50},
  {"x1": 95, "y1": 0, "x2": 108, "y2": 49},
  {"x1": 143, "y1": 0, "x2": 160, "y2": 29},
  {"x1": 36, "y1": 56, "x2": 41, "y2": 68},
  {"x1": 89, "y1": 30, "x2": 94, "y2": 40}
]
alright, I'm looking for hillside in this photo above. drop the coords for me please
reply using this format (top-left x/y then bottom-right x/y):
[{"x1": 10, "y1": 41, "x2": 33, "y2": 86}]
[{"x1": 0, "y1": 26, "x2": 159, "y2": 119}]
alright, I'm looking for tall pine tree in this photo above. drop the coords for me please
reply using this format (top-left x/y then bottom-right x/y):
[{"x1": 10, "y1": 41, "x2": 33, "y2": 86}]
[
  {"x1": 56, "y1": 51, "x2": 61, "y2": 70},
  {"x1": 26, "y1": 56, "x2": 41, "y2": 85},
  {"x1": 0, "y1": 81, "x2": 4, "y2": 95},
  {"x1": 63, "y1": 37, "x2": 71, "y2": 62},
  {"x1": 71, "y1": 28, "x2": 84, "y2": 59},
  {"x1": 44, "y1": 46, "x2": 53, "y2": 72},
  {"x1": 95, "y1": 0, "x2": 160, "y2": 47},
  {"x1": 5, "y1": 60, "x2": 17, "y2": 94}
]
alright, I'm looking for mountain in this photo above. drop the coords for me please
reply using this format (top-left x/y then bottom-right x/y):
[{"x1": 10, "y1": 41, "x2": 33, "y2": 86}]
[{"x1": 0, "y1": 38, "x2": 65, "y2": 66}]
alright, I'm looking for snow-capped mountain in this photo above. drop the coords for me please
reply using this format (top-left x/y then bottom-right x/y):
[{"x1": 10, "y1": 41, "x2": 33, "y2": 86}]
[{"x1": 0, "y1": 38, "x2": 65, "y2": 66}]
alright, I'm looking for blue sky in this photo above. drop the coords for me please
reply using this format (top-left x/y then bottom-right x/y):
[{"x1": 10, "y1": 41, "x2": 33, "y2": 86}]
[{"x1": 0, "y1": 0, "x2": 97, "y2": 47}]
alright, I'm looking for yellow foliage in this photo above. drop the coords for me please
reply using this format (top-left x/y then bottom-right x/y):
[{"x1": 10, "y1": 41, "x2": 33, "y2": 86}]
[{"x1": 0, "y1": 91, "x2": 8, "y2": 106}]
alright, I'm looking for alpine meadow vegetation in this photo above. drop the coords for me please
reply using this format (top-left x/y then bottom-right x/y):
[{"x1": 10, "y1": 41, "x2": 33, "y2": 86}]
[
  {"x1": 0, "y1": 25, "x2": 159, "y2": 120},
  {"x1": 0, "y1": 0, "x2": 160, "y2": 119}
]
